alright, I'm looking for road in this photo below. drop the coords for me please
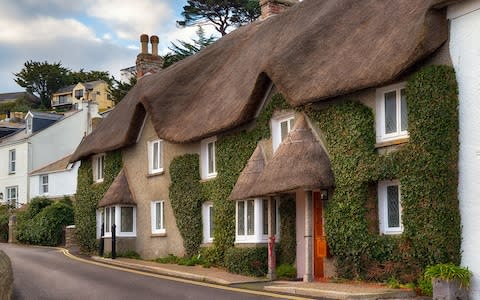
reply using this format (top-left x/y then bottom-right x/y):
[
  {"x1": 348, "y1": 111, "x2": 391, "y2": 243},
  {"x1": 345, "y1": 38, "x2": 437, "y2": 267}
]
[{"x1": 0, "y1": 243, "x2": 306, "y2": 300}]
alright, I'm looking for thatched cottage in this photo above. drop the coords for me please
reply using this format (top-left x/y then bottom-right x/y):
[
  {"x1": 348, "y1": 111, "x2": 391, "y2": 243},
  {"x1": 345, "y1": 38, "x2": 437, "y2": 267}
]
[{"x1": 71, "y1": 0, "x2": 465, "y2": 284}]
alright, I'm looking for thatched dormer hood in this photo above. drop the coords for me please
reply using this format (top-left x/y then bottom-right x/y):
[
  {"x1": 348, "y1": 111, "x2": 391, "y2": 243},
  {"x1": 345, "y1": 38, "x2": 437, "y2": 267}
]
[{"x1": 71, "y1": 0, "x2": 450, "y2": 162}]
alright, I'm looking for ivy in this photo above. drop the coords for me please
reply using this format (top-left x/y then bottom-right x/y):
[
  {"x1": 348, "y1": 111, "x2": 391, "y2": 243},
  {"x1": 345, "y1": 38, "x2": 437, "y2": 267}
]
[
  {"x1": 307, "y1": 65, "x2": 460, "y2": 281},
  {"x1": 278, "y1": 198, "x2": 296, "y2": 265},
  {"x1": 74, "y1": 151, "x2": 122, "y2": 253},
  {"x1": 169, "y1": 154, "x2": 204, "y2": 257}
]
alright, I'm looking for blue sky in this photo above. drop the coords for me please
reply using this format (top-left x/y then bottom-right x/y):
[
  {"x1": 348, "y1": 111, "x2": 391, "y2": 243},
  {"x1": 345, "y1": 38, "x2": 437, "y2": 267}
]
[{"x1": 0, "y1": 0, "x2": 218, "y2": 92}]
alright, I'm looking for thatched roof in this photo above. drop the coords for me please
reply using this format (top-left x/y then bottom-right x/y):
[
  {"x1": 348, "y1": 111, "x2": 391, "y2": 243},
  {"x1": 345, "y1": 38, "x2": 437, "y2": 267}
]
[
  {"x1": 98, "y1": 169, "x2": 136, "y2": 207},
  {"x1": 71, "y1": 0, "x2": 449, "y2": 162},
  {"x1": 229, "y1": 144, "x2": 267, "y2": 201},
  {"x1": 248, "y1": 115, "x2": 334, "y2": 197},
  {"x1": 29, "y1": 155, "x2": 73, "y2": 176}
]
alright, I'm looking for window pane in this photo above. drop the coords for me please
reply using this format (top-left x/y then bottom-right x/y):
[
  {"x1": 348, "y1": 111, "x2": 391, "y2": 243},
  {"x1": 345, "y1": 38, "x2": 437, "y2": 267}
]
[
  {"x1": 121, "y1": 207, "x2": 133, "y2": 232},
  {"x1": 111, "y1": 207, "x2": 116, "y2": 228},
  {"x1": 384, "y1": 91, "x2": 397, "y2": 134},
  {"x1": 400, "y1": 89, "x2": 408, "y2": 131},
  {"x1": 105, "y1": 207, "x2": 110, "y2": 232},
  {"x1": 387, "y1": 185, "x2": 400, "y2": 228},
  {"x1": 238, "y1": 201, "x2": 245, "y2": 235},
  {"x1": 153, "y1": 142, "x2": 159, "y2": 169},
  {"x1": 208, "y1": 142, "x2": 215, "y2": 174},
  {"x1": 262, "y1": 200, "x2": 268, "y2": 235},
  {"x1": 155, "y1": 202, "x2": 163, "y2": 230},
  {"x1": 289, "y1": 118, "x2": 295, "y2": 131},
  {"x1": 209, "y1": 206, "x2": 214, "y2": 238},
  {"x1": 280, "y1": 121, "x2": 289, "y2": 141},
  {"x1": 272, "y1": 199, "x2": 277, "y2": 235},
  {"x1": 247, "y1": 200, "x2": 255, "y2": 235}
]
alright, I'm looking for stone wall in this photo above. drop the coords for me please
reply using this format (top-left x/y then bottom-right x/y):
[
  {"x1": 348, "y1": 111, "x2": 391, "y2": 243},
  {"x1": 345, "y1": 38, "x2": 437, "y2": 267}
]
[{"x1": 0, "y1": 250, "x2": 13, "y2": 300}]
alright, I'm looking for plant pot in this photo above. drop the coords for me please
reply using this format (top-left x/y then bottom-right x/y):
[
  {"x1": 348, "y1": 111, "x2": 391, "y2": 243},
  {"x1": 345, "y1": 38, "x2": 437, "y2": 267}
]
[{"x1": 432, "y1": 278, "x2": 469, "y2": 300}]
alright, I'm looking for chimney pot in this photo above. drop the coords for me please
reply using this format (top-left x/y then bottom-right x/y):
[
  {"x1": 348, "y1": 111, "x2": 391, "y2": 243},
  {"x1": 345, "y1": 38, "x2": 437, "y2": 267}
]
[
  {"x1": 260, "y1": 0, "x2": 298, "y2": 20},
  {"x1": 140, "y1": 34, "x2": 149, "y2": 54},
  {"x1": 150, "y1": 35, "x2": 159, "y2": 56}
]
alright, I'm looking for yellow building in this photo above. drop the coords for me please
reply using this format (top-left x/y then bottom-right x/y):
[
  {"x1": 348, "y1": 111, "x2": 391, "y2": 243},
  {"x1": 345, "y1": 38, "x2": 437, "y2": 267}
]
[{"x1": 51, "y1": 80, "x2": 113, "y2": 112}]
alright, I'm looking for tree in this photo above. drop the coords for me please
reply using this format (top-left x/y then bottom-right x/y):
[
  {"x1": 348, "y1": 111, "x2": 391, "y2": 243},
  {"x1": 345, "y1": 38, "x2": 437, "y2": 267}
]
[
  {"x1": 69, "y1": 69, "x2": 113, "y2": 87},
  {"x1": 178, "y1": 0, "x2": 260, "y2": 36},
  {"x1": 108, "y1": 74, "x2": 137, "y2": 105},
  {"x1": 163, "y1": 26, "x2": 218, "y2": 68},
  {"x1": 14, "y1": 61, "x2": 71, "y2": 108}
]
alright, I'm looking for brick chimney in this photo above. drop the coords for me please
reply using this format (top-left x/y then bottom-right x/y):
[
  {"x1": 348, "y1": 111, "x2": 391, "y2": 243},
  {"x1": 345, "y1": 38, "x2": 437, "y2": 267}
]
[
  {"x1": 136, "y1": 34, "x2": 164, "y2": 79},
  {"x1": 259, "y1": 0, "x2": 298, "y2": 20}
]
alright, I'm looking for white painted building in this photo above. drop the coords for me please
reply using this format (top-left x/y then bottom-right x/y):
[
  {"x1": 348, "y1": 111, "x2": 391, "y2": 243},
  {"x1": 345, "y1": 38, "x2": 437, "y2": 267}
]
[
  {"x1": 29, "y1": 155, "x2": 80, "y2": 199},
  {"x1": 0, "y1": 101, "x2": 99, "y2": 206},
  {"x1": 449, "y1": 1, "x2": 480, "y2": 299}
]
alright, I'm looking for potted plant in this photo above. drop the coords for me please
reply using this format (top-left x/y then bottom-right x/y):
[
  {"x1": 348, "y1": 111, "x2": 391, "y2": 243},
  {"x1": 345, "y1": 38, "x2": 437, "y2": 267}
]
[{"x1": 424, "y1": 263, "x2": 472, "y2": 300}]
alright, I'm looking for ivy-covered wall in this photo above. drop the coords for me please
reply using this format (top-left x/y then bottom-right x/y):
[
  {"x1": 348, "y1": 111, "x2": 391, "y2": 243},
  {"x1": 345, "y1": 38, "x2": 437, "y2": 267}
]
[
  {"x1": 75, "y1": 151, "x2": 123, "y2": 253},
  {"x1": 307, "y1": 65, "x2": 460, "y2": 281}
]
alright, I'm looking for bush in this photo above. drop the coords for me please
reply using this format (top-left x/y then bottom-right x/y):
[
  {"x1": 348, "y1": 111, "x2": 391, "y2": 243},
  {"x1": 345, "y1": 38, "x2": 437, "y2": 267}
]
[
  {"x1": 424, "y1": 263, "x2": 471, "y2": 290},
  {"x1": 0, "y1": 205, "x2": 10, "y2": 242},
  {"x1": 224, "y1": 247, "x2": 268, "y2": 277},
  {"x1": 276, "y1": 263, "x2": 297, "y2": 279},
  {"x1": 17, "y1": 199, "x2": 74, "y2": 246}
]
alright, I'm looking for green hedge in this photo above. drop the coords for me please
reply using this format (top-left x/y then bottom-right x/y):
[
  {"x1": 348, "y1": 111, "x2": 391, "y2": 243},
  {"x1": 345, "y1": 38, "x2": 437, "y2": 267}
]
[
  {"x1": 225, "y1": 247, "x2": 268, "y2": 277},
  {"x1": 16, "y1": 197, "x2": 74, "y2": 246},
  {"x1": 74, "y1": 151, "x2": 122, "y2": 253},
  {"x1": 0, "y1": 205, "x2": 9, "y2": 242}
]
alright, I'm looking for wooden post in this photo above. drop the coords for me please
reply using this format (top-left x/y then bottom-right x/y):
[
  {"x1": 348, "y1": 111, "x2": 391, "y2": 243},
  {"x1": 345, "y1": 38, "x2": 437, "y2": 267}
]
[
  {"x1": 267, "y1": 196, "x2": 277, "y2": 280},
  {"x1": 304, "y1": 190, "x2": 313, "y2": 282}
]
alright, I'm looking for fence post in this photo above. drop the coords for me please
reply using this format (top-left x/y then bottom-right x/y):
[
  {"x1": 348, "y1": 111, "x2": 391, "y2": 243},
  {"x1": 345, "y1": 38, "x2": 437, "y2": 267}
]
[{"x1": 111, "y1": 224, "x2": 116, "y2": 259}]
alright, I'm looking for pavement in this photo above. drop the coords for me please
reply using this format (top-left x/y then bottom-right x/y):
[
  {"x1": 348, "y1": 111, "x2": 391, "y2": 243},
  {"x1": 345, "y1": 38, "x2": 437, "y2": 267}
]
[{"x1": 88, "y1": 255, "x2": 417, "y2": 300}]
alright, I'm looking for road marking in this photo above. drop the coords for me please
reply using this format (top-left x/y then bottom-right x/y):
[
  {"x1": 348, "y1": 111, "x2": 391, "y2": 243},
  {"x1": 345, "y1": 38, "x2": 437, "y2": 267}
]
[{"x1": 59, "y1": 248, "x2": 311, "y2": 300}]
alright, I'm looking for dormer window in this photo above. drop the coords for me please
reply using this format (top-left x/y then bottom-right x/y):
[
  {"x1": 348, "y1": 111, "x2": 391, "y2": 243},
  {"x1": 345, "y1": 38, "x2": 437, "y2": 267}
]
[
  {"x1": 272, "y1": 113, "x2": 295, "y2": 152},
  {"x1": 93, "y1": 154, "x2": 105, "y2": 183},
  {"x1": 74, "y1": 89, "x2": 84, "y2": 99},
  {"x1": 26, "y1": 116, "x2": 32, "y2": 133}
]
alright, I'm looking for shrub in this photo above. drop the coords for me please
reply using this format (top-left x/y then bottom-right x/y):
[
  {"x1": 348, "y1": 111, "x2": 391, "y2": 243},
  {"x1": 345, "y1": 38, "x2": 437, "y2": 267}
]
[
  {"x1": 276, "y1": 263, "x2": 297, "y2": 279},
  {"x1": 0, "y1": 205, "x2": 10, "y2": 242},
  {"x1": 224, "y1": 247, "x2": 268, "y2": 277},
  {"x1": 17, "y1": 200, "x2": 74, "y2": 246},
  {"x1": 155, "y1": 254, "x2": 180, "y2": 264},
  {"x1": 425, "y1": 263, "x2": 471, "y2": 288}
]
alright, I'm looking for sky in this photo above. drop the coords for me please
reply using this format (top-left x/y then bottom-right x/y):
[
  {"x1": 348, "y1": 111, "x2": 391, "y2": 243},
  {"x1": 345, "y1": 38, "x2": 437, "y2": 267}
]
[{"x1": 0, "y1": 0, "x2": 218, "y2": 92}]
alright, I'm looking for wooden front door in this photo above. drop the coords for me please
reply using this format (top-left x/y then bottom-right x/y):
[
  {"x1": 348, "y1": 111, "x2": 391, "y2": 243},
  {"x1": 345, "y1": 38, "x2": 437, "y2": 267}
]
[{"x1": 313, "y1": 191, "x2": 327, "y2": 279}]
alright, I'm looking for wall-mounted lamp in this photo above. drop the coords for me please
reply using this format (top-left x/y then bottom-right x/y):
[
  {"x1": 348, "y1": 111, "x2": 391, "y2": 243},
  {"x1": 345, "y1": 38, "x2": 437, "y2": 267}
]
[{"x1": 320, "y1": 189, "x2": 328, "y2": 201}]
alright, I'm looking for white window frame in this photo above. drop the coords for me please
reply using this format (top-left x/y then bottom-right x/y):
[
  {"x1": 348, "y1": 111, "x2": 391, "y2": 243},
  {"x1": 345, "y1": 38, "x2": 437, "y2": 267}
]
[
  {"x1": 202, "y1": 202, "x2": 214, "y2": 243},
  {"x1": 375, "y1": 82, "x2": 408, "y2": 143},
  {"x1": 271, "y1": 113, "x2": 295, "y2": 153},
  {"x1": 8, "y1": 149, "x2": 16, "y2": 174},
  {"x1": 235, "y1": 198, "x2": 280, "y2": 243},
  {"x1": 378, "y1": 180, "x2": 403, "y2": 235},
  {"x1": 201, "y1": 136, "x2": 217, "y2": 179},
  {"x1": 26, "y1": 117, "x2": 32, "y2": 133},
  {"x1": 6, "y1": 186, "x2": 18, "y2": 208},
  {"x1": 40, "y1": 175, "x2": 49, "y2": 194},
  {"x1": 148, "y1": 139, "x2": 163, "y2": 174},
  {"x1": 102, "y1": 205, "x2": 136, "y2": 238},
  {"x1": 92, "y1": 154, "x2": 105, "y2": 183},
  {"x1": 151, "y1": 200, "x2": 166, "y2": 234}
]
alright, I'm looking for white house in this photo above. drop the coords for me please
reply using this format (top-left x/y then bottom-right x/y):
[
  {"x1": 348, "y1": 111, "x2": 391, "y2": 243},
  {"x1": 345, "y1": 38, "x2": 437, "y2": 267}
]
[
  {"x1": 0, "y1": 101, "x2": 99, "y2": 206},
  {"x1": 448, "y1": 1, "x2": 480, "y2": 299},
  {"x1": 29, "y1": 155, "x2": 80, "y2": 199}
]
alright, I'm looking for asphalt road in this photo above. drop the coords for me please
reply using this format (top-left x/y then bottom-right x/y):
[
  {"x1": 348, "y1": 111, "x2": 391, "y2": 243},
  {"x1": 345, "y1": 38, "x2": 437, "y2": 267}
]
[{"x1": 0, "y1": 243, "x2": 304, "y2": 300}]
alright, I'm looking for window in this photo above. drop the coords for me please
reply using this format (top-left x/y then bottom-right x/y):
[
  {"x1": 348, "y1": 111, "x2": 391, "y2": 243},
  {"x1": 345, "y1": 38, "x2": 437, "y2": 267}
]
[
  {"x1": 6, "y1": 186, "x2": 18, "y2": 208},
  {"x1": 8, "y1": 149, "x2": 15, "y2": 174},
  {"x1": 201, "y1": 136, "x2": 217, "y2": 179},
  {"x1": 151, "y1": 201, "x2": 165, "y2": 234},
  {"x1": 378, "y1": 180, "x2": 403, "y2": 234},
  {"x1": 102, "y1": 205, "x2": 136, "y2": 237},
  {"x1": 59, "y1": 95, "x2": 69, "y2": 104},
  {"x1": 376, "y1": 83, "x2": 408, "y2": 143},
  {"x1": 74, "y1": 89, "x2": 84, "y2": 99},
  {"x1": 40, "y1": 175, "x2": 48, "y2": 194},
  {"x1": 93, "y1": 154, "x2": 105, "y2": 183},
  {"x1": 26, "y1": 117, "x2": 32, "y2": 133},
  {"x1": 272, "y1": 114, "x2": 295, "y2": 152},
  {"x1": 148, "y1": 139, "x2": 163, "y2": 174},
  {"x1": 236, "y1": 198, "x2": 280, "y2": 243},
  {"x1": 202, "y1": 202, "x2": 214, "y2": 243}
]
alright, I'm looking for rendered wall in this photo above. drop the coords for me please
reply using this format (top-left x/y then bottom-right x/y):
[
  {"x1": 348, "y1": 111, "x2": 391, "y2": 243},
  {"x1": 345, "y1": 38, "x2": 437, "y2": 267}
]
[
  {"x1": 0, "y1": 141, "x2": 29, "y2": 205},
  {"x1": 449, "y1": 2, "x2": 480, "y2": 299},
  {"x1": 29, "y1": 163, "x2": 80, "y2": 199}
]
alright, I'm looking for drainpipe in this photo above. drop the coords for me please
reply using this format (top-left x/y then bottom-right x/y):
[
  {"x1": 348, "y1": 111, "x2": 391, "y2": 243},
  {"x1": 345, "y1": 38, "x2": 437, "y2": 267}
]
[{"x1": 304, "y1": 190, "x2": 313, "y2": 282}]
